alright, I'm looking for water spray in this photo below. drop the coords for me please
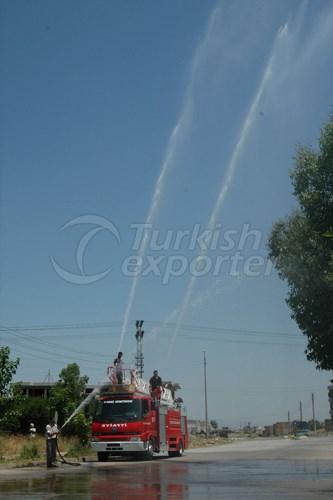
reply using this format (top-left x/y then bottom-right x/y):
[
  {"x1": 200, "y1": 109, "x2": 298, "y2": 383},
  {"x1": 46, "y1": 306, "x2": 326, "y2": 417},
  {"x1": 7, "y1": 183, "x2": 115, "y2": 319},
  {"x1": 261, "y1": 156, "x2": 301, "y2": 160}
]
[
  {"x1": 60, "y1": 387, "x2": 100, "y2": 431},
  {"x1": 118, "y1": 8, "x2": 221, "y2": 351},
  {"x1": 168, "y1": 23, "x2": 289, "y2": 356}
]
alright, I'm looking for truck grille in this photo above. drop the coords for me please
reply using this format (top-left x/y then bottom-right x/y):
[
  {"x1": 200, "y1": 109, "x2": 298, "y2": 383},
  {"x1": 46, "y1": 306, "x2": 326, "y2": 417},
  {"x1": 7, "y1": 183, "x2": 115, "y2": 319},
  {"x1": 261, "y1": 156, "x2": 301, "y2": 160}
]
[{"x1": 106, "y1": 443, "x2": 123, "y2": 451}]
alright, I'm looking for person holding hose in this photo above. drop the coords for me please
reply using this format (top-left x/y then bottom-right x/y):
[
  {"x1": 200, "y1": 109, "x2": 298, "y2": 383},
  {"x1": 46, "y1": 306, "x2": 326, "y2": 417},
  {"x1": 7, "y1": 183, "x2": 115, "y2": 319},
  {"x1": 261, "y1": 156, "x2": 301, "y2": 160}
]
[{"x1": 46, "y1": 418, "x2": 60, "y2": 468}]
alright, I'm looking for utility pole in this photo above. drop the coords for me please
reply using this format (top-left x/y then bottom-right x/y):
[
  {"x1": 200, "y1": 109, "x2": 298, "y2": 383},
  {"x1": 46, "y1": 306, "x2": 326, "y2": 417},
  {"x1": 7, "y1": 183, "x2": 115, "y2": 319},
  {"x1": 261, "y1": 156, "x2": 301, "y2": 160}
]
[
  {"x1": 311, "y1": 393, "x2": 317, "y2": 432},
  {"x1": 288, "y1": 410, "x2": 291, "y2": 434},
  {"x1": 203, "y1": 351, "x2": 208, "y2": 440},
  {"x1": 135, "y1": 320, "x2": 144, "y2": 378},
  {"x1": 299, "y1": 400, "x2": 303, "y2": 422}
]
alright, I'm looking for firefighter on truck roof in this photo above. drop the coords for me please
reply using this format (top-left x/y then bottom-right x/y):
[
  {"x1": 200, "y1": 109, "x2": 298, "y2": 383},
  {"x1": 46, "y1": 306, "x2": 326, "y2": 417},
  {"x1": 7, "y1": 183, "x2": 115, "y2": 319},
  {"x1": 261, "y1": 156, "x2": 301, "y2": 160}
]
[
  {"x1": 113, "y1": 351, "x2": 124, "y2": 384},
  {"x1": 149, "y1": 370, "x2": 162, "y2": 403}
]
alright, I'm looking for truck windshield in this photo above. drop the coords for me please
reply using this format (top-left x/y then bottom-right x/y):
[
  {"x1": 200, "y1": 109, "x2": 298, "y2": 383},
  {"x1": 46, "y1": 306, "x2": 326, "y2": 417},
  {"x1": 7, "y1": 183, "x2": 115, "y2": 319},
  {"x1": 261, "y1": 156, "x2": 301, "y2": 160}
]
[{"x1": 94, "y1": 399, "x2": 142, "y2": 423}]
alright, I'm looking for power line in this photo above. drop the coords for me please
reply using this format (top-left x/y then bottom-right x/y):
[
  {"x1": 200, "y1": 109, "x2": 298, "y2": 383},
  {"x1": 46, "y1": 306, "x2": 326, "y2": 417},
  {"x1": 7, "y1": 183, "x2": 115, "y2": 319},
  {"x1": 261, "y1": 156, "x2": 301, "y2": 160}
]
[
  {"x1": 0, "y1": 325, "x2": 111, "y2": 360},
  {"x1": 1, "y1": 325, "x2": 305, "y2": 354},
  {"x1": 149, "y1": 322, "x2": 301, "y2": 339},
  {"x1": 175, "y1": 334, "x2": 304, "y2": 347},
  {"x1": 8, "y1": 345, "x2": 99, "y2": 366},
  {"x1": 0, "y1": 318, "x2": 305, "y2": 368},
  {"x1": 0, "y1": 326, "x2": 104, "y2": 365},
  {"x1": 2, "y1": 329, "x2": 304, "y2": 350},
  {"x1": 0, "y1": 321, "x2": 301, "y2": 339}
]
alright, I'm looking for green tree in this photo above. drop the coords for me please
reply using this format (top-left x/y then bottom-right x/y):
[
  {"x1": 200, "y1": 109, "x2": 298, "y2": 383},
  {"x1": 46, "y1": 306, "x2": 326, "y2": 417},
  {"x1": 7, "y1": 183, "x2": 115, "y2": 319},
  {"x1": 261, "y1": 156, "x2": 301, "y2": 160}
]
[
  {"x1": 0, "y1": 383, "x2": 25, "y2": 432},
  {"x1": 19, "y1": 397, "x2": 50, "y2": 434},
  {"x1": 0, "y1": 346, "x2": 20, "y2": 397},
  {"x1": 49, "y1": 363, "x2": 89, "y2": 427},
  {"x1": 0, "y1": 347, "x2": 23, "y2": 431},
  {"x1": 268, "y1": 116, "x2": 333, "y2": 369}
]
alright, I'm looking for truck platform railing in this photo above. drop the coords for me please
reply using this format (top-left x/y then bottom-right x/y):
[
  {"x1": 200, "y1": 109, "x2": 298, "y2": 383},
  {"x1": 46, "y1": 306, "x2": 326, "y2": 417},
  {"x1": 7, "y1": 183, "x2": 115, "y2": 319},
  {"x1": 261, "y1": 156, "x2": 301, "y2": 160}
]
[
  {"x1": 106, "y1": 366, "x2": 175, "y2": 406},
  {"x1": 107, "y1": 366, "x2": 150, "y2": 394}
]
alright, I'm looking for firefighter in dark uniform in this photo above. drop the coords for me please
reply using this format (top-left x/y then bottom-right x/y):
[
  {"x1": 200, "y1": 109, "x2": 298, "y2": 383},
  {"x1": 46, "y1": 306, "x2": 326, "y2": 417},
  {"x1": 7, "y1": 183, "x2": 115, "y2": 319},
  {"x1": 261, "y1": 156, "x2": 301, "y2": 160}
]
[{"x1": 149, "y1": 370, "x2": 162, "y2": 404}]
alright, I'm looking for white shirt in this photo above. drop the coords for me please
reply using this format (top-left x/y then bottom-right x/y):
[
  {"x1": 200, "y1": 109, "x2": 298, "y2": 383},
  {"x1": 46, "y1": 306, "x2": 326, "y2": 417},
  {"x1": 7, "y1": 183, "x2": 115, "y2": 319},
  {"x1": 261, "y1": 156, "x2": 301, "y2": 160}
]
[{"x1": 46, "y1": 423, "x2": 59, "y2": 439}]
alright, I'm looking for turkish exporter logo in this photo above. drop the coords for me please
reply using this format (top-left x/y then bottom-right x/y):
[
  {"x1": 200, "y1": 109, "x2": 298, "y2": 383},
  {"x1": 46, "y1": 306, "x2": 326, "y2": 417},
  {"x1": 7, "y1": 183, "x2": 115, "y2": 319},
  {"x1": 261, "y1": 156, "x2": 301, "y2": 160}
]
[{"x1": 51, "y1": 215, "x2": 273, "y2": 285}]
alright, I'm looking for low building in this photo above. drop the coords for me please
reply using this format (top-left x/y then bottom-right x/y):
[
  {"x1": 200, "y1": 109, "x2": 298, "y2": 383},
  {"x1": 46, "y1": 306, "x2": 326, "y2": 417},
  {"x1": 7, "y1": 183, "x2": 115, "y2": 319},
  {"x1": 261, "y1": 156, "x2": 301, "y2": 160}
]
[
  {"x1": 273, "y1": 421, "x2": 290, "y2": 436},
  {"x1": 20, "y1": 381, "x2": 96, "y2": 399}
]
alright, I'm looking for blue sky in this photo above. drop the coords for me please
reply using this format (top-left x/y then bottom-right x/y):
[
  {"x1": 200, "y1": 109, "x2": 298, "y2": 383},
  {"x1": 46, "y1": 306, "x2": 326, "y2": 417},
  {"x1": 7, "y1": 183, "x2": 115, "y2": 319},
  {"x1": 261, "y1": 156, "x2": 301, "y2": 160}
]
[{"x1": 1, "y1": 0, "x2": 333, "y2": 426}]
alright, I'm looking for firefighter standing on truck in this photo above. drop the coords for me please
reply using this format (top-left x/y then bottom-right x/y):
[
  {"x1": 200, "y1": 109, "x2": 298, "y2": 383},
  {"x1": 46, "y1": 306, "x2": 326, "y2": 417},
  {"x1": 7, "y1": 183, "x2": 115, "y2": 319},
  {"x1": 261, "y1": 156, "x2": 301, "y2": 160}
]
[
  {"x1": 149, "y1": 370, "x2": 162, "y2": 403},
  {"x1": 114, "y1": 351, "x2": 124, "y2": 384}
]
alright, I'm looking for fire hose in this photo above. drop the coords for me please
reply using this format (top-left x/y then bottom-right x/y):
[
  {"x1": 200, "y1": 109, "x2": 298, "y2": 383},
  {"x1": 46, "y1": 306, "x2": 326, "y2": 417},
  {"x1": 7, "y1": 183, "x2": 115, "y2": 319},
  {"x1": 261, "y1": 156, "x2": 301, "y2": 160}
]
[
  {"x1": 55, "y1": 436, "x2": 81, "y2": 466},
  {"x1": 49, "y1": 411, "x2": 81, "y2": 466},
  {"x1": 51, "y1": 387, "x2": 100, "y2": 467}
]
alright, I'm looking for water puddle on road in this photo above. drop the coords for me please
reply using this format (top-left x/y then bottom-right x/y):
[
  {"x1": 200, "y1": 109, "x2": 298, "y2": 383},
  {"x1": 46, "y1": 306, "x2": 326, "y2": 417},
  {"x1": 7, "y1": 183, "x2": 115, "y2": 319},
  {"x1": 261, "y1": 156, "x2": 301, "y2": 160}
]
[
  {"x1": 0, "y1": 462, "x2": 190, "y2": 499},
  {"x1": 1, "y1": 459, "x2": 333, "y2": 499}
]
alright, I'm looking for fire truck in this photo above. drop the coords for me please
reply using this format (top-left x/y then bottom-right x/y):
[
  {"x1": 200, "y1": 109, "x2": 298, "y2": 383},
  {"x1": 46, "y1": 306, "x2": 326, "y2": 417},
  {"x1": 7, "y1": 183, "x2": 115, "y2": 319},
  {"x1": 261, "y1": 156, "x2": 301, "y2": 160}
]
[{"x1": 90, "y1": 367, "x2": 188, "y2": 461}]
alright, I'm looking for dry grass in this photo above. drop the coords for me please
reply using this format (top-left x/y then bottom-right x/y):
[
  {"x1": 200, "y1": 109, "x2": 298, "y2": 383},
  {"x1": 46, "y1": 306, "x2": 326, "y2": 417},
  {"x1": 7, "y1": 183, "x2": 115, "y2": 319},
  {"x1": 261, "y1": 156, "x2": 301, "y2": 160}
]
[
  {"x1": 188, "y1": 435, "x2": 231, "y2": 448},
  {"x1": 0, "y1": 434, "x2": 45, "y2": 460},
  {"x1": 0, "y1": 434, "x2": 93, "y2": 465},
  {"x1": 0, "y1": 433, "x2": 232, "y2": 465}
]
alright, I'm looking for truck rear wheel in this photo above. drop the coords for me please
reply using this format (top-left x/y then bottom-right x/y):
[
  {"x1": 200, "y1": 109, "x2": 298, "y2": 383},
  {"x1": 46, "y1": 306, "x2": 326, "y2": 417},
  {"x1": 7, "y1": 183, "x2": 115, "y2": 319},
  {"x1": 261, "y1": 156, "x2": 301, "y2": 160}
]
[
  {"x1": 169, "y1": 441, "x2": 184, "y2": 457},
  {"x1": 97, "y1": 452, "x2": 109, "y2": 462},
  {"x1": 175, "y1": 441, "x2": 184, "y2": 457}
]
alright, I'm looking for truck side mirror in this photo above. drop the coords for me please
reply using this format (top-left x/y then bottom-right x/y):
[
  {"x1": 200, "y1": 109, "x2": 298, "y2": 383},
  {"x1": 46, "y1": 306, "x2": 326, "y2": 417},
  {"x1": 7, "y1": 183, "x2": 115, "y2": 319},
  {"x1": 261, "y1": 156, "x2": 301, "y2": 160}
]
[{"x1": 142, "y1": 400, "x2": 149, "y2": 417}]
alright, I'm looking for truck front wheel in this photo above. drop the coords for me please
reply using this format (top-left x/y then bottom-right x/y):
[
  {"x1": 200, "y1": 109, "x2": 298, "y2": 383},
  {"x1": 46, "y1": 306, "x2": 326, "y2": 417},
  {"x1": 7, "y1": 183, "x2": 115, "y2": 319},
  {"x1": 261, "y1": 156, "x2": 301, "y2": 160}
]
[
  {"x1": 97, "y1": 452, "x2": 109, "y2": 462},
  {"x1": 143, "y1": 439, "x2": 154, "y2": 460}
]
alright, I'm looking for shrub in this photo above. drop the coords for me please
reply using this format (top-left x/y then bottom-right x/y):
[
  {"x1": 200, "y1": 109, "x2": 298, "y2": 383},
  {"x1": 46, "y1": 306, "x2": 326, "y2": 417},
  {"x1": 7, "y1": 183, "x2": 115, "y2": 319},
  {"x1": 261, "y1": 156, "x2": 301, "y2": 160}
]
[{"x1": 20, "y1": 442, "x2": 39, "y2": 460}]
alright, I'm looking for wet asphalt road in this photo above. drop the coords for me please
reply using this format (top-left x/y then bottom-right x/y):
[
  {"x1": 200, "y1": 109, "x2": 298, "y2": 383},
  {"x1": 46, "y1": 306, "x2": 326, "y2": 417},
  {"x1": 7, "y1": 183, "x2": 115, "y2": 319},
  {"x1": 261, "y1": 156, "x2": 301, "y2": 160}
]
[{"x1": 0, "y1": 436, "x2": 332, "y2": 499}]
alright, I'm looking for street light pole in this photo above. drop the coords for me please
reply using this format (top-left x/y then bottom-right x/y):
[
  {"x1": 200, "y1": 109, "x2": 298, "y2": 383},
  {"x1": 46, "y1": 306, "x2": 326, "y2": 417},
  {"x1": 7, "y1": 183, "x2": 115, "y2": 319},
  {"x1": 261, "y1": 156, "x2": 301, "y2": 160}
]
[
  {"x1": 204, "y1": 351, "x2": 208, "y2": 439},
  {"x1": 311, "y1": 393, "x2": 317, "y2": 433}
]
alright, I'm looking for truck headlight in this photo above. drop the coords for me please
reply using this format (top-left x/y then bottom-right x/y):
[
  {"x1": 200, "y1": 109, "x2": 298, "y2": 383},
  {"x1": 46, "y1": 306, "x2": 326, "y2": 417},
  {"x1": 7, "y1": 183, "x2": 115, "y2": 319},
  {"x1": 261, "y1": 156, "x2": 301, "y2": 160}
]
[{"x1": 130, "y1": 437, "x2": 141, "y2": 441}]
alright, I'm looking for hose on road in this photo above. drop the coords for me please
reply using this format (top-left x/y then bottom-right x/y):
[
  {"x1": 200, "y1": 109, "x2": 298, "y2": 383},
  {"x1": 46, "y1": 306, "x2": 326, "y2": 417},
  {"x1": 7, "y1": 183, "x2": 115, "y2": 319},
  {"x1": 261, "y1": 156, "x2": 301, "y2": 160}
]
[{"x1": 56, "y1": 438, "x2": 81, "y2": 467}]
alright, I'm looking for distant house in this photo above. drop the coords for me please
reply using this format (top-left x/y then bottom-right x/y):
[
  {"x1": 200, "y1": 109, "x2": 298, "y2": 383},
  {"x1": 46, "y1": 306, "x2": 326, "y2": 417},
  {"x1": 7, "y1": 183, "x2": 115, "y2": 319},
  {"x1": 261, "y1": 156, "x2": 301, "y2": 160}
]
[
  {"x1": 20, "y1": 381, "x2": 96, "y2": 399},
  {"x1": 187, "y1": 419, "x2": 213, "y2": 435},
  {"x1": 273, "y1": 421, "x2": 290, "y2": 436}
]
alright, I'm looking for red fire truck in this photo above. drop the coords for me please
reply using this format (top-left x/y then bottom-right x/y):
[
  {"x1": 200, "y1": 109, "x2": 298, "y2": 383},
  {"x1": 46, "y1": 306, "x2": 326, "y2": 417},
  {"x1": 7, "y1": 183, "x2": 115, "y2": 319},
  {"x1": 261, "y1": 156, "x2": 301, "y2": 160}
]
[{"x1": 90, "y1": 368, "x2": 188, "y2": 461}]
